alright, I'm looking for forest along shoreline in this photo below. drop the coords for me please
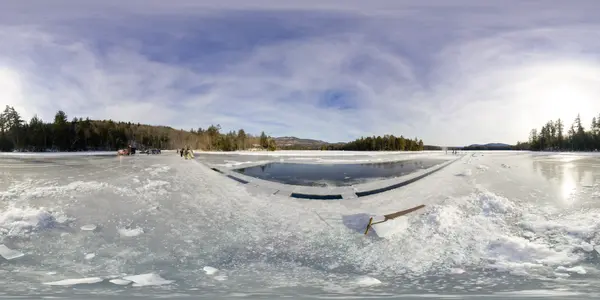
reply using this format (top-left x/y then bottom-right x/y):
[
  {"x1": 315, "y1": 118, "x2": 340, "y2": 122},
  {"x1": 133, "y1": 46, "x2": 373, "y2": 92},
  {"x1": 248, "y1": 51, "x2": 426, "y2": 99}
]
[{"x1": 0, "y1": 106, "x2": 429, "y2": 153}]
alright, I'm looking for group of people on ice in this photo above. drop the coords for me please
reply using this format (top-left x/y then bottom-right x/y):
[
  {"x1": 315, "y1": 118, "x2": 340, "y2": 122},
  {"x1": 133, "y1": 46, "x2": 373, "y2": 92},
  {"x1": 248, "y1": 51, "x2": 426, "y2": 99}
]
[
  {"x1": 179, "y1": 146, "x2": 194, "y2": 159},
  {"x1": 445, "y1": 149, "x2": 461, "y2": 155}
]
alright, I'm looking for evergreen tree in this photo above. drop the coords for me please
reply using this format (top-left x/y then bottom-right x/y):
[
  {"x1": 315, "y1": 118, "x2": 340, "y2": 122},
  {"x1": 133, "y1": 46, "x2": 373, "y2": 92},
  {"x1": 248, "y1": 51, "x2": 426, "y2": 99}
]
[
  {"x1": 260, "y1": 131, "x2": 268, "y2": 149},
  {"x1": 237, "y1": 129, "x2": 247, "y2": 150},
  {"x1": 525, "y1": 113, "x2": 600, "y2": 152},
  {"x1": 0, "y1": 107, "x2": 269, "y2": 152}
]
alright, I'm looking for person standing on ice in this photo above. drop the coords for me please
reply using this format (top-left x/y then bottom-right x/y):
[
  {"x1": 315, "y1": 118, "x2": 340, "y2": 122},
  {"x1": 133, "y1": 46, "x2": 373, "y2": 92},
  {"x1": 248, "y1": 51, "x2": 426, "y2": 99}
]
[{"x1": 185, "y1": 145, "x2": 193, "y2": 159}]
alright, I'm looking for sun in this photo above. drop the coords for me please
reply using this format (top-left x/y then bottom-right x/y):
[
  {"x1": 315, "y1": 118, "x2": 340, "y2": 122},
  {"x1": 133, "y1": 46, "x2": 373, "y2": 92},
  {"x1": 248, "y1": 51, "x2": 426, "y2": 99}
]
[
  {"x1": 539, "y1": 81, "x2": 587, "y2": 120},
  {"x1": 515, "y1": 61, "x2": 600, "y2": 127},
  {"x1": 0, "y1": 67, "x2": 22, "y2": 105},
  {"x1": 0, "y1": 67, "x2": 24, "y2": 109}
]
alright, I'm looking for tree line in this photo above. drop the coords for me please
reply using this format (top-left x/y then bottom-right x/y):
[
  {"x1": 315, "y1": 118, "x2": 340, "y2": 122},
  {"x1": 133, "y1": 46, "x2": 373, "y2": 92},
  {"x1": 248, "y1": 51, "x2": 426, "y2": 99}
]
[
  {"x1": 0, "y1": 106, "x2": 427, "y2": 152},
  {"x1": 521, "y1": 113, "x2": 600, "y2": 151},
  {"x1": 0, "y1": 106, "x2": 277, "y2": 152},
  {"x1": 321, "y1": 135, "x2": 426, "y2": 151}
]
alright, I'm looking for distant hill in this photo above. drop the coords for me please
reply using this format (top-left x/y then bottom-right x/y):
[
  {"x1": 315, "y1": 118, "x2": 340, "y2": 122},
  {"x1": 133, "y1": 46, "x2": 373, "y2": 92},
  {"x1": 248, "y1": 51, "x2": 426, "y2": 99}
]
[
  {"x1": 468, "y1": 143, "x2": 511, "y2": 148},
  {"x1": 463, "y1": 143, "x2": 513, "y2": 150},
  {"x1": 273, "y1": 136, "x2": 330, "y2": 149},
  {"x1": 272, "y1": 136, "x2": 514, "y2": 151},
  {"x1": 273, "y1": 136, "x2": 443, "y2": 151}
]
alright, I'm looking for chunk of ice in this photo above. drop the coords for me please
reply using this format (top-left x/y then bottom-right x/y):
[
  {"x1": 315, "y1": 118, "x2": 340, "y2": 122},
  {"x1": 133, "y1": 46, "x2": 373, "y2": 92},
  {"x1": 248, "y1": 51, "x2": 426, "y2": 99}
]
[
  {"x1": 203, "y1": 266, "x2": 219, "y2": 275},
  {"x1": 43, "y1": 277, "x2": 104, "y2": 286},
  {"x1": 84, "y1": 253, "x2": 95, "y2": 260},
  {"x1": 122, "y1": 273, "x2": 173, "y2": 287},
  {"x1": 80, "y1": 224, "x2": 97, "y2": 231},
  {"x1": 117, "y1": 227, "x2": 144, "y2": 237},
  {"x1": 581, "y1": 242, "x2": 594, "y2": 252},
  {"x1": 0, "y1": 244, "x2": 24, "y2": 260},
  {"x1": 214, "y1": 275, "x2": 228, "y2": 281},
  {"x1": 522, "y1": 231, "x2": 535, "y2": 238},
  {"x1": 109, "y1": 279, "x2": 132, "y2": 285},
  {"x1": 55, "y1": 215, "x2": 70, "y2": 224},
  {"x1": 556, "y1": 266, "x2": 587, "y2": 274},
  {"x1": 355, "y1": 276, "x2": 382, "y2": 286}
]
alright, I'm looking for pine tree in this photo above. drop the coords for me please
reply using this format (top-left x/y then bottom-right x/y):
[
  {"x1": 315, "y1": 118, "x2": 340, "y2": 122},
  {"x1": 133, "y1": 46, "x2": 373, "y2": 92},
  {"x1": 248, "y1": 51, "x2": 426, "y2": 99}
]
[
  {"x1": 556, "y1": 119, "x2": 564, "y2": 149},
  {"x1": 260, "y1": 131, "x2": 268, "y2": 149}
]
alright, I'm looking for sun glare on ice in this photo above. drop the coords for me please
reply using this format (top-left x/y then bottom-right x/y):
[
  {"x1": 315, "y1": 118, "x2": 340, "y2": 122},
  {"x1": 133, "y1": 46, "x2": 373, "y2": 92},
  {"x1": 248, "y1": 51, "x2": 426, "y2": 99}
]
[{"x1": 560, "y1": 163, "x2": 577, "y2": 204}]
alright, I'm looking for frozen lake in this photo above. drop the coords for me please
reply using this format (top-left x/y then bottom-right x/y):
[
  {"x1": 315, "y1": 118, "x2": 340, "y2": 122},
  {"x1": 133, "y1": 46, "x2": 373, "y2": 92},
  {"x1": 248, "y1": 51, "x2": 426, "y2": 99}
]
[{"x1": 1, "y1": 150, "x2": 600, "y2": 299}]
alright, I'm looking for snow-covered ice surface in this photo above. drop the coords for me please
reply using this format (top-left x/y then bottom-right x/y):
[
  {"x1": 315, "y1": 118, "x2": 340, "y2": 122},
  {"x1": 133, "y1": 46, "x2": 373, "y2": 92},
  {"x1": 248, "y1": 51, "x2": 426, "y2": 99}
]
[{"x1": 1, "y1": 150, "x2": 600, "y2": 299}]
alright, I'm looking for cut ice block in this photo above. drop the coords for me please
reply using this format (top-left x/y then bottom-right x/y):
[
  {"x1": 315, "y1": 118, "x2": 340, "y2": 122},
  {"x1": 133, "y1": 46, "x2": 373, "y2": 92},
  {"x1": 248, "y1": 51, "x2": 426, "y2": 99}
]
[
  {"x1": 0, "y1": 244, "x2": 25, "y2": 260},
  {"x1": 43, "y1": 277, "x2": 104, "y2": 286},
  {"x1": 122, "y1": 273, "x2": 173, "y2": 287}
]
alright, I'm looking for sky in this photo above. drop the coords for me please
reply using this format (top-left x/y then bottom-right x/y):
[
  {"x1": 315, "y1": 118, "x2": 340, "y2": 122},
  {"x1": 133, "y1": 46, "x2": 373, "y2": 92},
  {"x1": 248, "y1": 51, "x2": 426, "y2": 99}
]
[{"x1": 2, "y1": 0, "x2": 600, "y2": 146}]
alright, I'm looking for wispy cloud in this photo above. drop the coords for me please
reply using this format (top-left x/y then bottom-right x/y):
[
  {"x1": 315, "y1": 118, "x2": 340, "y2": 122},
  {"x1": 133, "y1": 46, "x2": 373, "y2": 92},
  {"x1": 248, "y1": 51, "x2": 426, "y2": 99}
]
[{"x1": 2, "y1": 0, "x2": 600, "y2": 145}]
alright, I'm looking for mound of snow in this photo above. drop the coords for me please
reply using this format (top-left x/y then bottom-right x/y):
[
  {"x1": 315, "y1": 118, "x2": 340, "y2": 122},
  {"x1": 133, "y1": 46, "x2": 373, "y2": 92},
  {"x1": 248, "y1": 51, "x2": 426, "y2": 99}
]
[
  {"x1": 4, "y1": 180, "x2": 109, "y2": 200},
  {"x1": 0, "y1": 206, "x2": 63, "y2": 237},
  {"x1": 365, "y1": 188, "x2": 585, "y2": 276},
  {"x1": 370, "y1": 216, "x2": 411, "y2": 239}
]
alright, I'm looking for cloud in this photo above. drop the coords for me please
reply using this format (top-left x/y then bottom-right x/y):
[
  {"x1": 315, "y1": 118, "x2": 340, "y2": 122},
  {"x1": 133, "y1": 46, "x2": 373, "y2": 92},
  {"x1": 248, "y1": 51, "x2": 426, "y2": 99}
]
[{"x1": 1, "y1": 1, "x2": 600, "y2": 146}]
